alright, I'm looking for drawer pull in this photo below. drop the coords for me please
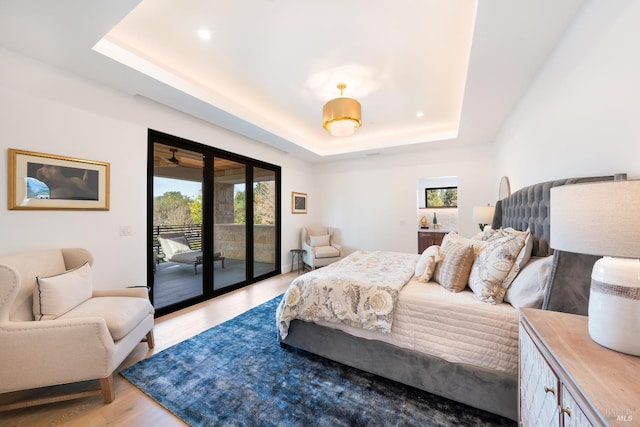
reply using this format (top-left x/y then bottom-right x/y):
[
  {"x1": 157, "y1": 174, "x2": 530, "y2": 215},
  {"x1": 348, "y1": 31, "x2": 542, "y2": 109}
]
[
  {"x1": 544, "y1": 386, "x2": 555, "y2": 395},
  {"x1": 561, "y1": 407, "x2": 572, "y2": 417}
]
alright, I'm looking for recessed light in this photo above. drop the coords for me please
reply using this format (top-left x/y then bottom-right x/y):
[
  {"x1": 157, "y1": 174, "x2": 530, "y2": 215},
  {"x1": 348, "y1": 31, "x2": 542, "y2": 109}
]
[
  {"x1": 198, "y1": 29, "x2": 211, "y2": 40},
  {"x1": 416, "y1": 111, "x2": 424, "y2": 118}
]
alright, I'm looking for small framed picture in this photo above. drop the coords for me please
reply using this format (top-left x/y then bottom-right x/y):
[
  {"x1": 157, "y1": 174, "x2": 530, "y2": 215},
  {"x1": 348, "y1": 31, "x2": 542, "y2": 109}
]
[
  {"x1": 8, "y1": 148, "x2": 110, "y2": 210},
  {"x1": 291, "y1": 192, "x2": 307, "y2": 214}
]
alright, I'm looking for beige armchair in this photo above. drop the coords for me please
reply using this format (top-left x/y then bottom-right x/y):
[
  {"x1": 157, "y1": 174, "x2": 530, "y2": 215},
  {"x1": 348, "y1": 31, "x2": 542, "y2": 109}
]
[
  {"x1": 0, "y1": 248, "x2": 155, "y2": 410},
  {"x1": 301, "y1": 226, "x2": 343, "y2": 270}
]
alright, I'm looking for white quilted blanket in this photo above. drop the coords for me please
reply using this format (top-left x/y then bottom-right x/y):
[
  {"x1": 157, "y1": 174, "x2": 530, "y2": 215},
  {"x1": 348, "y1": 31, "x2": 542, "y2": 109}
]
[{"x1": 276, "y1": 250, "x2": 418, "y2": 338}]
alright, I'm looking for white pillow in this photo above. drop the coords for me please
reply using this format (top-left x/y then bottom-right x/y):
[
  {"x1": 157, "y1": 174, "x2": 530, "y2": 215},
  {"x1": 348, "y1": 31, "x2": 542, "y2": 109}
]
[
  {"x1": 505, "y1": 256, "x2": 554, "y2": 309},
  {"x1": 415, "y1": 245, "x2": 442, "y2": 282},
  {"x1": 34, "y1": 262, "x2": 93, "y2": 320},
  {"x1": 415, "y1": 247, "x2": 432, "y2": 276},
  {"x1": 309, "y1": 234, "x2": 330, "y2": 247}
]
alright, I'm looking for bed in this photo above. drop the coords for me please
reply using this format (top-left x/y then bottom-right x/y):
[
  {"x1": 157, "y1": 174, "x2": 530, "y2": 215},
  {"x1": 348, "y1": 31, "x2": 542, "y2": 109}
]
[{"x1": 276, "y1": 176, "x2": 614, "y2": 421}]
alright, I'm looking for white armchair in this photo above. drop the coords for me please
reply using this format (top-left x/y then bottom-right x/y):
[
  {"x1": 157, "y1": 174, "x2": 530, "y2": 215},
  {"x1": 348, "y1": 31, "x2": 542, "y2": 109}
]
[
  {"x1": 301, "y1": 226, "x2": 343, "y2": 270},
  {"x1": 0, "y1": 248, "x2": 155, "y2": 410}
]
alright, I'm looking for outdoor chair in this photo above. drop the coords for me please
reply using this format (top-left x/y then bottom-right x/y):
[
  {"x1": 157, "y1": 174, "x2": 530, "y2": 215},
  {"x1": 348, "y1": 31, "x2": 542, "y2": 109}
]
[{"x1": 158, "y1": 232, "x2": 224, "y2": 274}]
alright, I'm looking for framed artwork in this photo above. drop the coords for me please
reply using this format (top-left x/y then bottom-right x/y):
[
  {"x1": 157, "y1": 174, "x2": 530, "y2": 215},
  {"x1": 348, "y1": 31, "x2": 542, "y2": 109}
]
[
  {"x1": 8, "y1": 148, "x2": 110, "y2": 210},
  {"x1": 291, "y1": 192, "x2": 307, "y2": 214}
]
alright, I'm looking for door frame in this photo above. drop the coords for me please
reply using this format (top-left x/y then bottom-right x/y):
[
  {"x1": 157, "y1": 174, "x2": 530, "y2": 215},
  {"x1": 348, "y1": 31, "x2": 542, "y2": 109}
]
[{"x1": 147, "y1": 129, "x2": 282, "y2": 316}]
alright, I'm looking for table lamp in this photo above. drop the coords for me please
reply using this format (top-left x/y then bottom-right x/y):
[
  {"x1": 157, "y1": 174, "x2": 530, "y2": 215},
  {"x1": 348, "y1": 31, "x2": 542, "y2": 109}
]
[
  {"x1": 473, "y1": 205, "x2": 495, "y2": 231},
  {"x1": 550, "y1": 179, "x2": 640, "y2": 356}
]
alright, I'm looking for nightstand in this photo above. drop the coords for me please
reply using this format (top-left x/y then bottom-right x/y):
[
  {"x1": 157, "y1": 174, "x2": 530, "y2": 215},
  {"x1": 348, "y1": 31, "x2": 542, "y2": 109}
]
[{"x1": 519, "y1": 308, "x2": 640, "y2": 426}]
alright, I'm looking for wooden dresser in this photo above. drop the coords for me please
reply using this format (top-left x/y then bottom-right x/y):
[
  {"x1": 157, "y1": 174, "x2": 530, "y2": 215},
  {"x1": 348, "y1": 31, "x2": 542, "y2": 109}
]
[
  {"x1": 519, "y1": 308, "x2": 640, "y2": 426},
  {"x1": 417, "y1": 231, "x2": 447, "y2": 253}
]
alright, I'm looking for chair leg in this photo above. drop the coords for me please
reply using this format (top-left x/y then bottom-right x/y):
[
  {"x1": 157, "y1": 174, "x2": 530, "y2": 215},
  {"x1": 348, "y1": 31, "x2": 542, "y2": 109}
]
[
  {"x1": 145, "y1": 330, "x2": 155, "y2": 349},
  {"x1": 100, "y1": 375, "x2": 115, "y2": 403}
]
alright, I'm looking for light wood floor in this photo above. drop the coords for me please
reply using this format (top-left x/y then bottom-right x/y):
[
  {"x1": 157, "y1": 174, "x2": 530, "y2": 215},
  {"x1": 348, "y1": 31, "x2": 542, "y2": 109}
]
[{"x1": 0, "y1": 273, "x2": 295, "y2": 427}]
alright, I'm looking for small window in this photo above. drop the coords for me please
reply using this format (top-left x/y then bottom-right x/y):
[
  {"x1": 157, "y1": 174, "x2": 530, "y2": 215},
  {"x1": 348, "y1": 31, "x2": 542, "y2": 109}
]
[{"x1": 425, "y1": 187, "x2": 458, "y2": 208}]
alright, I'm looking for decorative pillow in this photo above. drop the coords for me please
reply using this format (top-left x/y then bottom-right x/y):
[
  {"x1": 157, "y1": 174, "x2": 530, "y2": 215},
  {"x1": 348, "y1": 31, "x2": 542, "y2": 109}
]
[
  {"x1": 505, "y1": 256, "x2": 554, "y2": 309},
  {"x1": 468, "y1": 233, "x2": 527, "y2": 304},
  {"x1": 34, "y1": 262, "x2": 93, "y2": 320},
  {"x1": 415, "y1": 246, "x2": 432, "y2": 276},
  {"x1": 162, "y1": 235, "x2": 191, "y2": 255},
  {"x1": 442, "y1": 231, "x2": 488, "y2": 257},
  {"x1": 480, "y1": 227, "x2": 533, "y2": 270},
  {"x1": 433, "y1": 234, "x2": 476, "y2": 292},
  {"x1": 415, "y1": 245, "x2": 442, "y2": 283},
  {"x1": 309, "y1": 234, "x2": 330, "y2": 247}
]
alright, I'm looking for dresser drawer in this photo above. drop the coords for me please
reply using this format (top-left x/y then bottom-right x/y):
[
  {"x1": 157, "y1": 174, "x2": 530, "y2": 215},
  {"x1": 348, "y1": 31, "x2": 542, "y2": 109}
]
[{"x1": 519, "y1": 324, "x2": 560, "y2": 427}]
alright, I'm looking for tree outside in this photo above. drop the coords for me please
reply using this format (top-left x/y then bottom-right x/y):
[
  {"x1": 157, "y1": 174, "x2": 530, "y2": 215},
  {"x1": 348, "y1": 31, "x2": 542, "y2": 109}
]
[
  {"x1": 154, "y1": 191, "x2": 196, "y2": 226},
  {"x1": 233, "y1": 181, "x2": 275, "y2": 224},
  {"x1": 154, "y1": 180, "x2": 275, "y2": 226},
  {"x1": 427, "y1": 187, "x2": 458, "y2": 208}
]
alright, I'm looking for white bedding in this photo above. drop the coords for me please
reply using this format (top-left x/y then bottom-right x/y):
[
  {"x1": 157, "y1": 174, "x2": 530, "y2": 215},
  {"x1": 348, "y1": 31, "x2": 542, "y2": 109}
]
[{"x1": 314, "y1": 277, "x2": 520, "y2": 376}]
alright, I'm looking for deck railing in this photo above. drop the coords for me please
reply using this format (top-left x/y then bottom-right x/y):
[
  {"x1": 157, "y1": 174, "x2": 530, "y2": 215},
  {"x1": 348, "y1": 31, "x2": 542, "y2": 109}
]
[{"x1": 154, "y1": 223, "x2": 275, "y2": 263}]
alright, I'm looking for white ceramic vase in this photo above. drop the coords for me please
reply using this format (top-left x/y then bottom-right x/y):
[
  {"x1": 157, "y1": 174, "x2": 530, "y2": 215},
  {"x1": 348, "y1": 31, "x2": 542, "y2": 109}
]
[{"x1": 588, "y1": 257, "x2": 640, "y2": 356}]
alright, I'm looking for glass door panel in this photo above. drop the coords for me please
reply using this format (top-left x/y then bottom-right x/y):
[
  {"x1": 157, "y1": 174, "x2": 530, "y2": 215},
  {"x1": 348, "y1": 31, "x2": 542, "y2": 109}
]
[
  {"x1": 213, "y1": 157, "x2": 246, "y2": 290},
  {"x1": 152, "y1": 142, "x2": 204, "y2": 309},
  {"x1": 253, "y1": 167, "x2": 277, "y2": 278}
]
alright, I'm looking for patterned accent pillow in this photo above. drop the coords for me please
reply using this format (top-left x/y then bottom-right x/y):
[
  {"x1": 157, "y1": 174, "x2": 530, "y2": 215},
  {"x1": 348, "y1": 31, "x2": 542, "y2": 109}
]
[
  {"x1": 415, "y1": 245, "x2": 442, "y2": 283},
  {"x1": 468, "y1": 234, "x2": 527, "y2": 304},
  {"x1": 433, "y1": 234, "x2": 477, "y2": 292},
  {"x1": 479, "y1": 227, "x2": 533, "y2": 270}
]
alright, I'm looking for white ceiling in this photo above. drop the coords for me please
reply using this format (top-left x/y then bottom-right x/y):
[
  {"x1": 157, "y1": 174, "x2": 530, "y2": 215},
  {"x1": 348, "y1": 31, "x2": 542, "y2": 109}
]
[{"x1": 0, "y1": 0, "x2": 586, "y2": 163}]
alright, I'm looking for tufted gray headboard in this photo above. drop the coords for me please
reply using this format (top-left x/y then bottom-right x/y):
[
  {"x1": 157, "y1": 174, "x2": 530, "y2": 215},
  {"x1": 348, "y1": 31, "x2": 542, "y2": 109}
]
[{"x1": 491, "y1": 175, "x2": 616, "y2": 315}]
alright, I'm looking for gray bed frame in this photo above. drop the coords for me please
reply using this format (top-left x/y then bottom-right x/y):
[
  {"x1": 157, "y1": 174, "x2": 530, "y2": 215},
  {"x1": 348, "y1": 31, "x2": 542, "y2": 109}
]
[{"x1": 279, "y1": 176, "x2": 614, "y2": 421}]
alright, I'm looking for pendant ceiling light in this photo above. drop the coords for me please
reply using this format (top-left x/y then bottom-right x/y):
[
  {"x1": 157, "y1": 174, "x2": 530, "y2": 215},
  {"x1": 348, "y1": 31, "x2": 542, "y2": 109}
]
[{"x1": 322, "y1": 83, "x2": 362, "y2": 137}]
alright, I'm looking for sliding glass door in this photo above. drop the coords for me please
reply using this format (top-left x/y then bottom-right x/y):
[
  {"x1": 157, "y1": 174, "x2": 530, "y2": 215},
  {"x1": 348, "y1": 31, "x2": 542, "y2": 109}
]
[
  {"x1": 253, "y1": 167, "x2": 278, "y2": 279},
  {"x1": 212, "y1": 157, "x2": 246, "y2": 291},
  {"x1": 152, "y1": 143, "x2": 204, "y2": 310},
  {"x1": 148, "y1": 130, "x2": 281, "y2": 316}
]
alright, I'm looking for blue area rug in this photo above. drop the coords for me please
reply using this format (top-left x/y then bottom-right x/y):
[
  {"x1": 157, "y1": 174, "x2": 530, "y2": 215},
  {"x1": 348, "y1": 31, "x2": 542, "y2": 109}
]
[{"x1": 121, "y1": 296, "x2": 515, "y2": 426}]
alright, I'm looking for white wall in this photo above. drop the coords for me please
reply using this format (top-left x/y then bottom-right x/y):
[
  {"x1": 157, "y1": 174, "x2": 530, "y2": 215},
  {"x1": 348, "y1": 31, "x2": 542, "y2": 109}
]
[
  {"x1": 0, "y1": 48, "x2": 318, "y2": 286},
  {"x1": 314, "y1": 143, "x2": 496, "y2": 254},
  {"x1": 494, "y1": 0, "x2": 640, "y2": 189}
]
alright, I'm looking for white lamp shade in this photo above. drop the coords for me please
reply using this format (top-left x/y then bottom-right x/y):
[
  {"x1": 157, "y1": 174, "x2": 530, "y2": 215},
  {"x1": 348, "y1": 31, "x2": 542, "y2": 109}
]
[
  {"x1": 551, "y1": 179, "x2": 640, "y2": 356},
  {"x1": 550, "y1": 180, "x2": 640, "y2": 258},
  {"x1": 472, "y1": 206, "x2": 495, "y2": 225}
]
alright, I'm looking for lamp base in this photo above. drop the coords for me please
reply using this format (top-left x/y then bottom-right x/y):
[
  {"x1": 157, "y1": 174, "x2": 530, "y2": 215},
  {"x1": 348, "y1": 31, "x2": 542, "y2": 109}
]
[{"x1": 588, "y1": 257, "x2": 640, "y2": 356}]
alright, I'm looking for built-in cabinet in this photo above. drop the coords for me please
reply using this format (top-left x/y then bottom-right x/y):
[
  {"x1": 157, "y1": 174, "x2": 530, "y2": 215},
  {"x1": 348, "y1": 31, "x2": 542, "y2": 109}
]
[
  {"x1": 519, "y1": 308, "x2": 640, "y2": 426},
  {"x1": 417, "y1": 231, "x2": 447, "y2": 253}
]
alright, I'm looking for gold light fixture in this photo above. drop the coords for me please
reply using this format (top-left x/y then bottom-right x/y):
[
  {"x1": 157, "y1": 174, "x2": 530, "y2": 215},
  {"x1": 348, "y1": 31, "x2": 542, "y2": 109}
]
[{"x1": 322, "y1": 83, "x2": 362, "y2": 137}]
